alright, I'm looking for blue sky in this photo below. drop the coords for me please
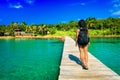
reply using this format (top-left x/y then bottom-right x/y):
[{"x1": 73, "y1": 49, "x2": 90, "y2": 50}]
[{"x1": 0, "y1": 0, "x2": 120, "y2": 25}]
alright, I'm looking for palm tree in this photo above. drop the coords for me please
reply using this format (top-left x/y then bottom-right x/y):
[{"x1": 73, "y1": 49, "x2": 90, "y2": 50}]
[
  {"x1": 86, "y1": 17, "x2": 97, "y2": 29},
  {"x1": 21, "y1": 22, "x2": 27, "y2": 31}
]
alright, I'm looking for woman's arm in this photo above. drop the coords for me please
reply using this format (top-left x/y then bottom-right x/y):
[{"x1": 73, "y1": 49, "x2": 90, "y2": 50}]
[{"x1": 76, "y1": 29, "x2": 80, "y2": 46}]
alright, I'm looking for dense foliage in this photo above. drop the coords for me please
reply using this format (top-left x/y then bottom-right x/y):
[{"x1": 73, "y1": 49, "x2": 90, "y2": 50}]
[{"x1": 0, "y1": 17, "x2": 120, "y2": 36}]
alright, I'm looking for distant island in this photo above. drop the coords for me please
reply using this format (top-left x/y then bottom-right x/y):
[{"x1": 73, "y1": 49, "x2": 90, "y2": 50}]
[{"x1": 0, "y1": 17, "x2": 120, "y2": 38}]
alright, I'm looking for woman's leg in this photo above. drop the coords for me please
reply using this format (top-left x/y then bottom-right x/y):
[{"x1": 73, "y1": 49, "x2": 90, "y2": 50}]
[
  {"x1": 79, "y1": 46, "x2": 85, "y2": 66},
  {"x1": 83, "y1": 45, "x2": 88, "y2": 67}
]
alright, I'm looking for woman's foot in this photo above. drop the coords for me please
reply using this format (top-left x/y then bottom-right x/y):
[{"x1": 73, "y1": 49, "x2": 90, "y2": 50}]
[{"x1": 82, "y1": 66, "x2": 88, "y2": 70}]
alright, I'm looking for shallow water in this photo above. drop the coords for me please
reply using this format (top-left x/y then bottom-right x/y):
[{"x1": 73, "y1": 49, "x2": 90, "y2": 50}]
[
  {"x1": 89, "y1": 38, "x2": 120, "y2": 75},
  {"x1": 0, "y1": 38, "x2": 64, "y2": 80}
]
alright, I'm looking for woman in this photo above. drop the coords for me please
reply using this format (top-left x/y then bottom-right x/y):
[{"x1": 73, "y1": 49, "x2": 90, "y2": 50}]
[{"x1": 76, "y1": 19, "x2": 90, "y2": 70}]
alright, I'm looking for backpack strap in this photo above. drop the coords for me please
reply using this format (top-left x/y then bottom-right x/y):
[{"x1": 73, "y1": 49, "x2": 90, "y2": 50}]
[{"x1": 79, "y1": 27, "x2": 88, "y2": 32}]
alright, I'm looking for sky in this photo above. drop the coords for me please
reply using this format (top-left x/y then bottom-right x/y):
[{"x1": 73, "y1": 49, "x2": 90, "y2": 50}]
[{"x1": 0, "y1": 0, "x2": 120, "y2": 25}]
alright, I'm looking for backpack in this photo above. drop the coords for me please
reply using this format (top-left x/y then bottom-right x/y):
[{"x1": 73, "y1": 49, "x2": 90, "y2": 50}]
[{"x1": 78, "y1": 28, "x2": 89, "y2": 45}]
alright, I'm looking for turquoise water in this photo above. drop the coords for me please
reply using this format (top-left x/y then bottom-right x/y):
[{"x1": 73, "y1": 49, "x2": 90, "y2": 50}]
[
  {"x1": 0, "y1": 38, "x2": 64, "y2": 80},
  {"x1": 89, "y1": 38, "x2": 120, "y2": 75}
]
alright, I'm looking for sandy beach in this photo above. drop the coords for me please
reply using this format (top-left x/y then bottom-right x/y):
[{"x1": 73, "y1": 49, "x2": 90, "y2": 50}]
[{"x1": 0, "y1": 36, "x2": 65, "y2": 41}]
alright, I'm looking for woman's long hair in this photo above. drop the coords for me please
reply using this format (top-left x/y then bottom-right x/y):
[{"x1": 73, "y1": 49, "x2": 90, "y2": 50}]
[{"x1": 78, "y1": 19, "x2": 86, "y2": 28}]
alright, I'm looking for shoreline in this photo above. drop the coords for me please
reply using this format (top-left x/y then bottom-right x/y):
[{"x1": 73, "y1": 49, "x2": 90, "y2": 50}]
[
  {"x1": 0, "y1": 35, "x2": 120, "y2": 39},
  {"x1": 0, "y1": 36, "x2": 65, "y2": 41},
  {"x1": 90, "y1": 35, "x2": 120, "y2": 38}
]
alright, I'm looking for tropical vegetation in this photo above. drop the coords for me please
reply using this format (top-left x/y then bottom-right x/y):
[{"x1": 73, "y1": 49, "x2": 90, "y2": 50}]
[{"x1": 0, "y1": 17, "x2": 120, "y2": 37}]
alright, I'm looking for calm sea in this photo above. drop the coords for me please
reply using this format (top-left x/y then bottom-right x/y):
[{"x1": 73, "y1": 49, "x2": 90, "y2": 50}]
[
  {"x1": 0, "y1": 38, "x2": 64, "y2": 80},
  {"x1": 89, "y1": 38, "x2": 120, "y2": 75}
]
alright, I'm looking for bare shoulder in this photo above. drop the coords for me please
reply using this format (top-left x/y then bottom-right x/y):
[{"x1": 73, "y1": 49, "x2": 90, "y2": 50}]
[{"x1": 77, "y1": 28, "x2": 80, "y2": 32}]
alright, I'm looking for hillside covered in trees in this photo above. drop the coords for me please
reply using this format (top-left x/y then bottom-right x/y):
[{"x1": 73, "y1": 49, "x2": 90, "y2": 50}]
[{"x1": 0, "y1": 17, "x2": 120, "y2": 37}]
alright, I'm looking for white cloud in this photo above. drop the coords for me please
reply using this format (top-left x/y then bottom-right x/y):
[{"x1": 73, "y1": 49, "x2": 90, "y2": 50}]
[
  {"x1": 112, "y1": 0, "x2": 120, "y2": 3},
  {"x1": 9, "y1": 3, "x2": 23, "y2": 9},
  {"x1": 109, "y1": 0, "x2": 120, "y2": 16},
  {"x1": 24, "y1": 0, "x2": 36, "y2": 5},
  {"x1": 7, "y1": 0, "x2": 36, "y2": 9},
  {"x1": 113, "y1": 3, "x2": 120, "y2": 7},
  {"x1": 112, "y1": 10, "x2": 120, "y2": 15},
  {"x1": 80, "y1": 3, "x2": 85, "y2": 6}
]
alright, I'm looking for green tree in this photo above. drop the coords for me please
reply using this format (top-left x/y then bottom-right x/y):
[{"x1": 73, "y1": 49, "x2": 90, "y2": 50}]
[
  {"x1": 0, "y1": 25, "x2": 6, "y2": 36},
  {"x1": 20, "y1": 22, "x2": 27, "y2": 31},
  {"x1": 86, "y1": 17, "x2": 97, "y2": 29}
]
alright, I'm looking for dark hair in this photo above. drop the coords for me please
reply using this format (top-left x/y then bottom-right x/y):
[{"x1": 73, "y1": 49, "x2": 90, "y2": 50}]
[{"x1": 78, "y1": 19, "x2": 86, "y2": 28}]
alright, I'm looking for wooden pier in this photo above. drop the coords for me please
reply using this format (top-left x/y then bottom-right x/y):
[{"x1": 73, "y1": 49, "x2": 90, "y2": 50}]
[{"x1": 58, "y1": 36, "x2": 120, "y2": 80}]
